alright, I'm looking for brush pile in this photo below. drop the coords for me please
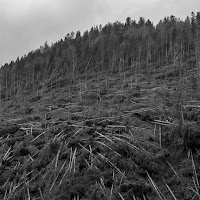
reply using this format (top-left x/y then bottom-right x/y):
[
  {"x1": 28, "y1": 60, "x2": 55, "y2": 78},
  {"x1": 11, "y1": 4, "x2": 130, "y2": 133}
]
[{"x1": 0, "y1": 115, "x2": 169, "y2": 200}]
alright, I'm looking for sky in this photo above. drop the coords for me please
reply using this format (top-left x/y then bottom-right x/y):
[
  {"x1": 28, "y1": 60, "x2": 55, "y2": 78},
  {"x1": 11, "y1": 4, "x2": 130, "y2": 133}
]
[{"x1": 0, "y1": 0, "x2": 200, "y2": 66}]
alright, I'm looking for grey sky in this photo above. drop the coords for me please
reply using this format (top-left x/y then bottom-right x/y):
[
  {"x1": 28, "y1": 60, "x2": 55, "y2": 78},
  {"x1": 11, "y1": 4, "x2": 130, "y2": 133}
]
[{"x1": 0, "y1": 0, "x2": 200, "y2": 65}]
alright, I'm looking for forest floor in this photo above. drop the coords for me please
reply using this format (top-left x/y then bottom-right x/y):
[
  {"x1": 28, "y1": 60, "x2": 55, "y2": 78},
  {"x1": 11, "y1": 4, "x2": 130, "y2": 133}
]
[{"x1": 0, "y1": 64, "x2": 200, "y2": 200}]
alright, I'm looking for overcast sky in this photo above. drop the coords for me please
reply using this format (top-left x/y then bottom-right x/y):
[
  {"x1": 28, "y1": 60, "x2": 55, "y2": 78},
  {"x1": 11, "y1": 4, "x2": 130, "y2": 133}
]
[{"x1": 0, "y1": 0, "x2": 200, "y2": 66}]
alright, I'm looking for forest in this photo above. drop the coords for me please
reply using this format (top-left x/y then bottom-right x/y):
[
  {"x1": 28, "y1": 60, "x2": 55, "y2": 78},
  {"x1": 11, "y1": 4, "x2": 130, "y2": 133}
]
[
  {"x1": 0, "y1": 12, "x2": 200, "y2": 200},
  {"x1": 0, "y1": 12, "x2": 200, "y2": 99}
]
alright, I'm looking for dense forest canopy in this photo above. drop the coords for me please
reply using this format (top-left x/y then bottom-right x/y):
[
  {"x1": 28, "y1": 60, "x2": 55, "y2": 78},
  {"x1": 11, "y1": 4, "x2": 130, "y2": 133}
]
[{"x1": 0, "y1": 12, "x2": 200, "y2": 100}]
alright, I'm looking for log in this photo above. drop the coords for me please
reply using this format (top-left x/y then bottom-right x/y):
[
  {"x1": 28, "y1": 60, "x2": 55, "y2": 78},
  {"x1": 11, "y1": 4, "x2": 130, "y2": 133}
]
[{"x1": 152, "y1": 120, "x2": 178, "y2": 127}]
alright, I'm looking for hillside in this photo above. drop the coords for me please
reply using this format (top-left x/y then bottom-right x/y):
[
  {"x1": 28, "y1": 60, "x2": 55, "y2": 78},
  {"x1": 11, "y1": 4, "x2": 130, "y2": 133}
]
[
  {"x1": 0, "y1": 13, "x2": 200, "y2": 100},
  {"x1": 0, "y1": 12, "x2": 200, "y2": 200}
]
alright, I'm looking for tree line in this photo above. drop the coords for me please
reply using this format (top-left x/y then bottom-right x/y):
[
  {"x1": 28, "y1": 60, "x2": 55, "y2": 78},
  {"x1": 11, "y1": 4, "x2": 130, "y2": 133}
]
[{"x1": 0, "y1": 12, "x2": 200, "y2": 100}]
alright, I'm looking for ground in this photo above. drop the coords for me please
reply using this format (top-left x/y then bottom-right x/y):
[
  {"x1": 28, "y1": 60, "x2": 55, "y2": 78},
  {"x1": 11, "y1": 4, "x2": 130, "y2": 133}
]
[{"x1": 0, "y1": 64, "x2": 200, "y2": 200}]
